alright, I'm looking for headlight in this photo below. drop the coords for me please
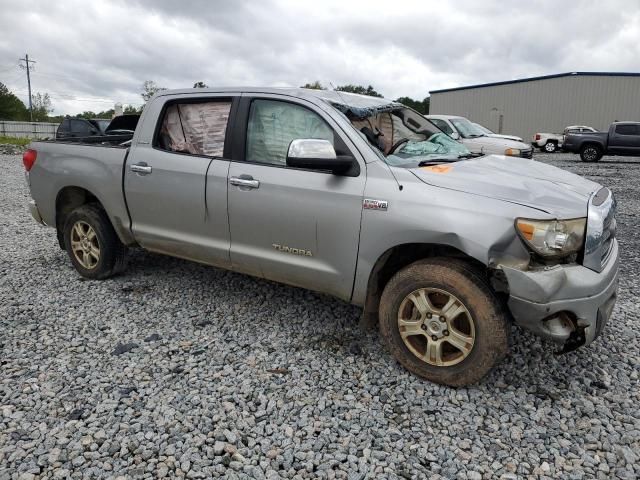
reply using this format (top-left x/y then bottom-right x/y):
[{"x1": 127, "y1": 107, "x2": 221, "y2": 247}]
[
  {"x1": 505, "y1": 148, "x2": 521, "y2": 156},
  {"x1": 516, "y1": 218, "x2": 586, "y2": 257}
]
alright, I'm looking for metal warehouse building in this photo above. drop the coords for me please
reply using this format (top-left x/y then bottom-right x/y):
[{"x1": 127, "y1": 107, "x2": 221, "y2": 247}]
[{"x1": 429, "y1": 72, "x2": 640, "y2": 143}]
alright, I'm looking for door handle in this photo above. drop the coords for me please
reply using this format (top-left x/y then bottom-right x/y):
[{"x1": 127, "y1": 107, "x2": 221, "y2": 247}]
[
  {"x1": 229, "y1": 176, "x2": 260, "y2": 189},
  {"x1": 130, "y1": 162, "x2": 152, "y2": 175}
]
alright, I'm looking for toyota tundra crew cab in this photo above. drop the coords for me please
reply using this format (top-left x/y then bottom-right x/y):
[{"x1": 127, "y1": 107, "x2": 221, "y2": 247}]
[{"x1": 24, "y1": 88, "x2": 619, "y2": 386}]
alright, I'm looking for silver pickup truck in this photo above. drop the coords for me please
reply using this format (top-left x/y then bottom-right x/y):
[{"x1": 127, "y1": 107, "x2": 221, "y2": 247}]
[{"x1": 23, "y1": 88, "x2": 619, "y2": 386}]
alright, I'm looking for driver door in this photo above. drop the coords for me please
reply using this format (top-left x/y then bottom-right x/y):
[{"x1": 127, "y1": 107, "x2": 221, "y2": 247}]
[{"x1": 227, "y1": 95, "x2": 366, "y2": 300}]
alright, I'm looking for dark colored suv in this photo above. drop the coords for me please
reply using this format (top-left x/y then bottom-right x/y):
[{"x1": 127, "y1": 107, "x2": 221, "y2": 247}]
[{"x1": 56, "y1": 118, "x2": 110, "y2": 139}]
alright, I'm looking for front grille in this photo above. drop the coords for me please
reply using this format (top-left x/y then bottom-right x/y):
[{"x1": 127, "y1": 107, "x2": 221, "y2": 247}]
[
  {"x1": 520, "y1": 148, "x2": 533, "y2": 159},
  {"x1": 600, "y1": 203, "x2": 616, "y2": 265},
  {"x1": 583, "y1": 187, "x2": 616, "y2": 272}
]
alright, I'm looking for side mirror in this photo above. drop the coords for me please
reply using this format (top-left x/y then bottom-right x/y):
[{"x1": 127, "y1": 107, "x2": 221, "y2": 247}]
[
  {"x1": 286, "y1": 139, "x2": 354, "y2": 174},
  {"x1": 450, "y1": 131, "x2": 461, "y2": 140}
]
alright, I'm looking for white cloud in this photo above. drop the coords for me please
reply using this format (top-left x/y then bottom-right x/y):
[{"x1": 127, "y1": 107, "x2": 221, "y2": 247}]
[{"x1": 0, "y1": 0, "x2": 638, "y2": 114}]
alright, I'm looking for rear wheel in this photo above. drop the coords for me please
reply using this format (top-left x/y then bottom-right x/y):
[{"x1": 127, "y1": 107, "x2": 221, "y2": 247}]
[
  {"x1": 378, "y1": 258, "x2": 509, "y2": 386},
  {"x1": 580, "y1": 145, "x2": 602, "y2": 162},
  {"x1": 543, "y1": 141, "x2": 557, "y2": 153},
  {"x1": 63, "y1": 204, "x2": 127, "y2": 279}
]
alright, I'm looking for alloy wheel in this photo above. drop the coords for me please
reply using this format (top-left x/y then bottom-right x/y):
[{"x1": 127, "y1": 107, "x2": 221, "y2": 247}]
[
  {"x1": 397, "y1": 287, "x2": 475, "y2": 366},
  {"x1": 70, "y1": 221, "x2": 100, "y2": 269}
]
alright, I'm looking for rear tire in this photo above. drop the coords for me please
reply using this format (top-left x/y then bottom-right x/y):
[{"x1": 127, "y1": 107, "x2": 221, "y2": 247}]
[
  {"x1": 63, "y1": 204, "x2": 127, "y2": 279},
  {"x1": 543, "y1": 141, "x2": 557, "y2": 153},
  {"x1": 580, "y1": 145, "x2": 602, "y2": 162},
  {"x1": 378, "y1": 258, "x2": 509, "y2": 386}
]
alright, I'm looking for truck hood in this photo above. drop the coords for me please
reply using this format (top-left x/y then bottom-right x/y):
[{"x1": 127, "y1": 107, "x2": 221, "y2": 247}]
[{"x1": 410, "y1": 155, "x2": 600, "y2": 217}]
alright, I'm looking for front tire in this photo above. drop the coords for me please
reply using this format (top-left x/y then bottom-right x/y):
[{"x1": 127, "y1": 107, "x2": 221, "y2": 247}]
[
  {"x1": 379, "y1": 258, "x2": 509, "y2": 386},
  {"x1": 580, "y1": 145, "x2": 602, "y2": 162},
  {"x1": 63, "y1": 204, "x2": 127, "y2": 279},
  {"x1": 543, "y1": 141, "x2": 557, "y2": 153}
]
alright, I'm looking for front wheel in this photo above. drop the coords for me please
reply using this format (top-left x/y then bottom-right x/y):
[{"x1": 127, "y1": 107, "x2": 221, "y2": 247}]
[
  {"x1": 379, "y1": 258, "x2": 509, "y2": 386},
  {"x1": 63, "y1": 204, "x2": 127, "y2": 279},
  {"x1": 580, "y1": 145, "x2": 602, "y2": 162}
]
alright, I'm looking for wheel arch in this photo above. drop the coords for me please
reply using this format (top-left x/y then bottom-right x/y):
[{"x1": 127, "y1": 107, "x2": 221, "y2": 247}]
[
  {"x1": 580, "y1": 141, "x2": 603, "y2": 152},
  {"x1": 54, "y1": 186, "x2": 134, "y2": 249},
  {"x1": 359, "y1": 242, "x2": 487, "y2": 328}
]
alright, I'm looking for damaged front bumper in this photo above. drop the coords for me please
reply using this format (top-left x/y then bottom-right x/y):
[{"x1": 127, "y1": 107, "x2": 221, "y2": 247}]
[{"x1": 502, "y1": 239, "x2": 619, "y2": 349}]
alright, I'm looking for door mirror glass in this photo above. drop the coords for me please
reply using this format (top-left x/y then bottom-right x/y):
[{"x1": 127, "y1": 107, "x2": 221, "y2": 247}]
[
  {"x1": 286, "y1": 139, "x2": 353, "y2": 174},
  {"x1": 450, "y1": 130, "x2": 460, "y2": 140}
]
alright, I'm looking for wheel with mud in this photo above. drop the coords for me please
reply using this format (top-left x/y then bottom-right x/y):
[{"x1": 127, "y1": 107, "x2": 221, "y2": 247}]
[
  {"x1": 379, "y1": 258, "x2": 510, "y2": 386},
  {"x1": 63, "y1": 204, "x2": 127, "y2": 279}
]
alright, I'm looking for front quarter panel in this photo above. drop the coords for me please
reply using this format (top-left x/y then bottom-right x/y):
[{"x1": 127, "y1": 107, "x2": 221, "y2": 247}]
[{"x1": 351, "y1": 161, "x2": 544, "y2": 306}]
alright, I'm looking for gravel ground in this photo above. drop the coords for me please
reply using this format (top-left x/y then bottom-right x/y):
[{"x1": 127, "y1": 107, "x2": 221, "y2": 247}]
[{"x1": 1, "y1": 151, "x2": 639, "y2": 479}]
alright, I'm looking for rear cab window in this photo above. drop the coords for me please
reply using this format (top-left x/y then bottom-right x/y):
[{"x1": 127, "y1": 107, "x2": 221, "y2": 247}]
[{"x1": 155, "y1": 99, "x2": 232, "y2": 157}]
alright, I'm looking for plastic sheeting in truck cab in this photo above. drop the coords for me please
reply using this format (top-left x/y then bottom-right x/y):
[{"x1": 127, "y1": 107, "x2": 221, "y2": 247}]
[{"x1": 160, "y1": 102, "x2": 231, "y2": 157}]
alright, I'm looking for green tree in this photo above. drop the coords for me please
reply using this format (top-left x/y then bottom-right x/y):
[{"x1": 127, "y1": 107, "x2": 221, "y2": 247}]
[
  {"x1": 193, "y1": 81, "x2": 208, "y2": 88},
  {"x1": 77, "y1": 109, "x2": 115, "y2": 119},
  {"x1": 0, "y1": 82, "x2": 29, "y2": 120},
  {"x1": 141, "y1": 80, "x2": 166, "y2": 102},
  {"x1": 301, "y1": 81, "x2": 325, "y2": 90},
  {"x1": 395, "y1": 96, "x2": 430, "y2": 114},
  {"x1": 335, "y1": 84, "x2": 383, "y2": 97},
  {"x1": 31, "y1": 92, "x2": 53, "y2": 121},
  {"x1": 123, "y1": 104, "x2": 141, "y2": 114}
]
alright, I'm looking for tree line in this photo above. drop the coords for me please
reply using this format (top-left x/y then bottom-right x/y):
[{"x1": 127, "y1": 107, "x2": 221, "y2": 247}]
[{"x1": 0, "y1": 79, "x2": 429, "y2": 124}]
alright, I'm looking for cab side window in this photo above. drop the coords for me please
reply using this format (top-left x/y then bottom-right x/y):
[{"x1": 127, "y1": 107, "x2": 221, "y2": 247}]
[
  {"x1": 245, "y1": 99, "x2": 334, "y2": 166},
  {"x1": 70, "y1": 119, "x2": 91, "y2": 136},
  {"x1": 157, "y1": 100, "x2": 231, "y2": 157},
  {"x1": 615, "y1": 124, "x2": 638, "y2": 136},
  {"x1": 429, "y1": 118, "x2": 455, "y2": 136}
]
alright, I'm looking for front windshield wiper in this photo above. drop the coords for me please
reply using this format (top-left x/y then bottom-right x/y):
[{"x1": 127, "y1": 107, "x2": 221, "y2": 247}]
[
  {"x1": 417, "y1": 153, "x2": 480, "y2": 166},
  {"x1": 418, "y1": 158, "x2": 460, "y2": 166}
]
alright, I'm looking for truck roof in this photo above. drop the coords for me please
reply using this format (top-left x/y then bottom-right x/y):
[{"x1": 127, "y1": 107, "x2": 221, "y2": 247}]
[{"x1": 153, "y1": 87, "x2": 401, "y2": 119}]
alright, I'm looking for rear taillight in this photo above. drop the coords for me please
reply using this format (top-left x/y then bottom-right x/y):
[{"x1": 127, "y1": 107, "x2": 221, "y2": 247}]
[
  {"x1": 534, "y1": 134, "x2": 541, "y2": 141},
  {"x1": 23, "y1": 149, "x2": 37, "y2": 171}
]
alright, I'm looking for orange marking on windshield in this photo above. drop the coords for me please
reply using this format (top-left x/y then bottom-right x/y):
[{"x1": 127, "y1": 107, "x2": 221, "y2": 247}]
[{"x1": 420, "y1": 165, "x2": 452, "y2": 174}]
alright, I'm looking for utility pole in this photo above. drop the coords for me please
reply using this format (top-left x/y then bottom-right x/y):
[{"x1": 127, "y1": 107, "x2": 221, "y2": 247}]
[{"x1": 19, "y1": 54, "x2": 36, "y2": 121}]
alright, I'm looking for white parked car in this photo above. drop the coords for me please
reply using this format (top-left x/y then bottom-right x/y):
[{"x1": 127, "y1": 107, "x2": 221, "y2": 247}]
[
  {"x1": 473, "y1": 122, "x2": 524, "y2": 143},
  {"x1": 426, "y1": 115, "x2": 533, "y2": 158},
  {"x1": 532, "y1": 125, "x2": 597, "y2": 153}
]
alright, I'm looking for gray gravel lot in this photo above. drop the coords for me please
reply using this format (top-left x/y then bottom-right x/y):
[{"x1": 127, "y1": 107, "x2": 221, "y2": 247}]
[{"x1": 1, "y1": 151, "x2": 639, "y2": 479}]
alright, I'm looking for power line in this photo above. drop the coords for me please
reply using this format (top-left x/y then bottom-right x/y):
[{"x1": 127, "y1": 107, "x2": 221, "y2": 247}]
[{"x1": 19, "y1": 54, "x2": 36, "y2": 121}]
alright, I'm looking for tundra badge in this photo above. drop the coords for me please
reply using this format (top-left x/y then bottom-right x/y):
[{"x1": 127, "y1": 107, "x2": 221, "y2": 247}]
[{"x1": 272, "y1": 244, "x2": 313, "y2": 257}]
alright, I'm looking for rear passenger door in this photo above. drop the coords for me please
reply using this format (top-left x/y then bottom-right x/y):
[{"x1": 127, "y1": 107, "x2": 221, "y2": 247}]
[
  {"x1": 226, "y1": 95, "x2": 366, "y2": 301},
  {"x1": 124, "y1": 95, "x2": 236, "y2": 268},
  {"x1": 609, "y1": 124, "x2": 640, "y2": 155}
]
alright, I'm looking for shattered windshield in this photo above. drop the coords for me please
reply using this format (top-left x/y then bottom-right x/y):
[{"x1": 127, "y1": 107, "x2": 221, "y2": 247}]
[{"x1": 339, "y1": 105, "x2": 473, "y2": 168}]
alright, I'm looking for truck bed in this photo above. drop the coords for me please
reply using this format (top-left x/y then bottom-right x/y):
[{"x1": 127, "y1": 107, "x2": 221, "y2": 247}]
[{"x1": 39, "y1": 133, "x2": 133, "y2": 147}]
